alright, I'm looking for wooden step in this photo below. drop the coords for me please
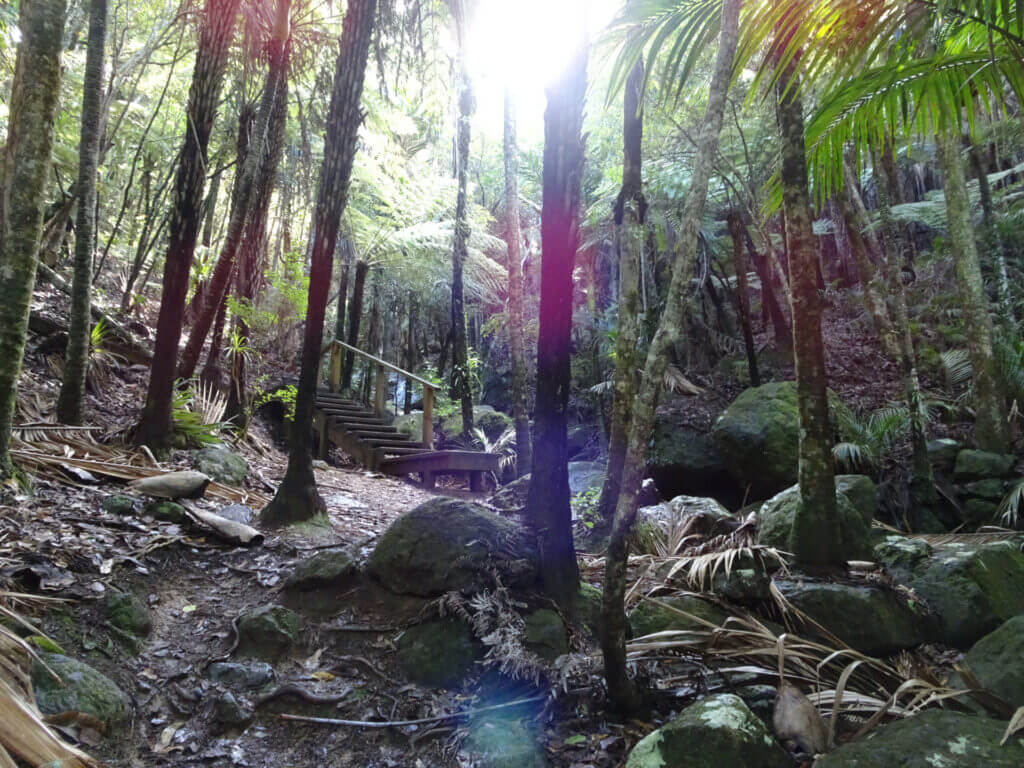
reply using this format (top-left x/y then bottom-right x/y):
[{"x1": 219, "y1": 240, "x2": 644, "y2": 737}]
[
  {"x1": 378, "y1": 450, "x2": 501, "y2": 491},
  {"x1": 319, "y1": 404, "x2": 376, "y2": 415},
  {"x1": 346, "y1": 427, "x2": 403, "y2": 437},
  {"x1": 362, "y1": 438, "x2": 426, "y2": 450},
  {"x1": 328, "y1": 416, "x2": 391, "y2": 428},
  {"x1": 316, "y1": 396, "x2": 363, "y2": 408}
]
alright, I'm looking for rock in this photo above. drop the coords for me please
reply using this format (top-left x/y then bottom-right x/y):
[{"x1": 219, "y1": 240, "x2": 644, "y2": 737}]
[
  {"x1": 710, "y1": 566, "x2": 771, "y2": 603},
  {"x1": 567, "y1": 424, "x2": 599, "y2": 460},
  {"x1": 367, "y1": 498, "x2": 538, "y2": 597},
  {"x1": 396, "y1": 619, "x2": 482, "y2": 688},
  {"x1": 312, "y1": 459, "x2": 329, "y2": 470},
  {"x1": 834, "y1": 474, "x2": 877, "y2": 524},
  {"x1": 104, "y1": 590, "x2": 152, "y2": 637},
  {"x1": 963, "y1": 498, "x2": 1000, "y2": 525},
  {"x1": 775, "y1": 580, "x2": 927, "y2": 655},
  {"x1": 927, "y1": 437, "x2": 962, "y2": 469},
  {"x1": 216, "y1": 504, "x2": 254, "y2": 524},
  {"x1": 284, "y1": 548, "x2": 358, "y2": 591},
  {"x1": 213, "y1": 691, "x2": 252, "y2": 727},
  {"x1": 442, "y1": 405, "x2": 512, "y2": 442},
  {"x1": 576, "y1": 583, "x2": 604, "y2": 637},
  {"x1": 629, "y1": 595, "x2": 729, "y2": 638},
  {"x1": 31, "y1": 653, "x2": 129, "y2": 730},
  {"x1": 490, "y1": 475, "x2": 530, "y2": 511},
  {"x1": 465, "y1": 715, "x2": 547, "y2": 768},
  {"x1": 129, "y1": 470, "x2": 210, "y2": 499},
  {"x1": 624, "y1": 694, "x2": 790, "y2": 768},
  {"x1": 523, "y1": 609, "x2": 568, "y2": 662},
  {"x1": 954, "y1": 449, "x2": 1015, "y2": 481},
  {"x1": 735, "y1": 684, "x2": 777, "y2": 728},
  {"x1": 711, "y1": 382, "x2": 802, "y2": 500},
  {"x1": 959, "y1": 615, "x2": 1024, "y2": 708},
  {"x1": 101, "y1": 494, "x2": 138, "y2": 515},
  {"x1": 638, "y1": 495, "x2": 737, "y2": 537},
  {"x1": 235, "y1": 605, "x2": 300, "y2": 661},
  {"x1": 208, "y1": 661, "x2": 275, "y2": 690},
  {"x1": 146, "y1": 500, "x2": 186, "y2": 523},
  {"x1": 815, "y1": 710, "x2": 1024, "y2": 767},
  {"x1": 757, "y1": 484, "x2": 872, "y2": 560},
  {"x1": 648, "y1": 424, "x2": 735, "y2": 505},
  {"x1": 567, "y1": 461, "x2": 606, "y2": 494},
  {"x1": 193, "y1": 447, "x2": 249, "y2": 486},
  {"x1": 963, "y1": 478, "x2": 1006, "y2": 500},
  {"x1": 877, "y1": 539, "x2": 1024, "y2": 647},
  {"x1": 637, "y1": 478, "x2": 662, "y2": 508}
]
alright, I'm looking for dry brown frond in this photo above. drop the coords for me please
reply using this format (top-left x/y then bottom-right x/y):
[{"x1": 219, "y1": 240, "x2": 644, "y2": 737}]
[{"x1": 665, "y1": 545, "x2": 789, "y2": 591}]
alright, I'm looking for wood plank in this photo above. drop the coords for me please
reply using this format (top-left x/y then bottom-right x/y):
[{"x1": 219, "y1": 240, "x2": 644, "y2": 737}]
[{"x1": 379, "y1": 450, "x2": 500, "y2": 476}]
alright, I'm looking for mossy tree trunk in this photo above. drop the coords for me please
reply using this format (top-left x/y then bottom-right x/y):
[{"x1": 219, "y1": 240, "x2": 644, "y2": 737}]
[
  {"x1": 504, "y1": 88, "x2": 532, "y2": 476},
  {"x1": 260, "y1": 0, "x2": 376, "y2": 526},
  {"x1": 936, "y1": 130, "x2": 1010, "y2": 453},
  {"x1": 334, "y1": 238, "x2": 352, "y2": 342},
  {"x1": 774, "y1": 60, "x2": 842, "y2": 571},
  {"x1": 598, "y1": 56, "x2": 645, "y2": 530},
  {"x1": 526, "y1": 37, "x2": 588, "y2": 615},
  {"x1": 57, "y1": 0, "x2": 107, "y2": 425},
  {"x1": 137, "y1": 0, "x2": 242, "y2": 455},
  {"x1": 727, "y1": 210, "x2": 760, "y2": 387},
  {"x1": 600, "y1": 0, "x2": 739, "y2": 713},
  {"x1": 0, "y1": 0, "x2": 66, "y2": 477}
]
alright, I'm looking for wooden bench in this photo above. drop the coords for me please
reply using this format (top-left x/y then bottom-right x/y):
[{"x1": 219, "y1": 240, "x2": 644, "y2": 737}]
[{"x1": 378, "y1": 450, "x2": 501, "y2": 491}]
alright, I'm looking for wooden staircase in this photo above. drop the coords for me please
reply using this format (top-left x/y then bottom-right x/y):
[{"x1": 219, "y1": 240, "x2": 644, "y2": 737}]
[{"x1": 315, "y1": 340, "x2": 500, "y2": 489}]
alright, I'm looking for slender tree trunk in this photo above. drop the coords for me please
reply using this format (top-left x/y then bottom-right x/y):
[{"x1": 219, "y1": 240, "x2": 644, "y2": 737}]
[
  {"x1": 597, "y1": 56, "x2": 645, "y2": 529},
  {"x1": 261, "y1": 0, "x2": 376, "y2": 526},
  {"x1": 448, "y1": 0, "x2": 474, "y2": 439},
  {"x1": 526, "y1": 34, "x2": 588, "y2": 615},
  {"x1": 727, "y1": 211, "x2": 760, "y2": 387},
  {"x1": 936, "y1": 131, "x2": 1010, "y2": 453},
  {"x1": 58, "y1": 0, "x2": 108, "y2": 425},
  {"x1": 178, "y1": 0, "x2": 291, "y2": 382},
  {"x1": 137, "y1": 0, "x2": 242, "y2": 454},
  {"x1": 200, "y1": 279, "x2": 231, "y2": 386},
  {"x1": 968, "y1": 139, "x2": 1015, "y2": 324},
  {"x1": 600, "y1": 0, "x2": 739, "y2": 713},
  {"x1": 404, "y1": 292, "x2": 417, "y2": 413},
  {"x1": 342, "y1": 259, "x2": 369, "y2": 388},
  {"x1": 334, "y1": 239, "x2": 351, "y2": 341},
  {"x1": 504, "y1": 88, "x2": 532, "y2": 476},
  {"x1": 0, "y1": 0, "x2": 66, "y2": 476}
]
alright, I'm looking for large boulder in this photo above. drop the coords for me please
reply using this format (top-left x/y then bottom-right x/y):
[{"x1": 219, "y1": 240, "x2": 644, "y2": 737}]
[
  {"x1": 815, "y1": 710, "x2": 1024, "y2": 767},
  {"x1": 927, "y1": 437, "x2": 962, "y2": 470},
  {"x1": 954, "y1": 449, "x2": 1015, "y2": 482},
  {"x1": 489, "y1": 475, "x2": 530, "y2": 512},
  {"x1": 442, "y1": 405, "x2": 512, "y2": 442},
  {"x1": 523, "y1": 609, "x2": 569, "y2": 662},
  {"x1": 32, "y1": 653, "x2": 130, "y2": 730},
  {"x1": 638, "y1": 495, "x2": 737, "y2": 538},
  {"x1": 368, "y1": 498, "x2": 538, "y2": 597},
  {"x1": 193, "y1": 446, "x2": 248, "y2": 486},
  {"x1": 834, "y1": 474, "x2": 877, "y2": 524},
  {"x1": 757, "y1": 484, "x2": 872, "y2": 560},
  {"x1": 284, "y1": 548, "x2": 358, "y2": 591},
  {"x1": 235, "y1": 605, "x2": 301, "y2": 661},
  {"x1": 647, "y1": 424, "x2": 735, "y2": 505},
  {"x1": 489, "y1": 463, "x2": 606, "y2": 513},
  {"x1": 959, "y1": 615, "x2": 1024, "y2": 708},
  {"x1": 629, "y1": 595, "x2": 729, "y2": 638},
  {"x1": 876, "y1": 538, "x2": 1024, "y2": 647},
  {"x1": 625, "y1": 694, "x2": 790, "y2": 768},
  {"x1": 711, "y1": 382, "x2": 803, "y2": 500},
  {"x1": 396, "y1": 619, "x2": 483, "y2": 688},
  {"x1": 775, "y1": 580, "x2": 928, "y2": 655},
  {"x1": 567, "y1": 424, "x2": 600, "y2": 460}
]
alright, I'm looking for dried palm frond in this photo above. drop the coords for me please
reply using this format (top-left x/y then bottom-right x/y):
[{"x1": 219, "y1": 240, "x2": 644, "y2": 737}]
[
  {"x1": 11, "y1": 424, "x2": 102, "y2": 444},
  {"x1": 665, "y1": 545, "x2": 789, "y2": 592},
  {"x1": 910, "y1": 530, "x2": 1023, "y2": 547},
  {"x1": 192, "y1": 379, "x2": 229, "y2": 426},
  {"x1": 1003, "y1": 707, "x2": 1024, "y2": 746},
  {"x1": 663, "y1": 365, "x2": 705, "y2": 396}
]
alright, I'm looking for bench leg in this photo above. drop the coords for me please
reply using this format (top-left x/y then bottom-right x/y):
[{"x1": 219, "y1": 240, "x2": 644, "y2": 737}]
[
  {"x1": 469, "y1": 470, "x2": 484, "y2": 492},
  {"x1": 422, "y1": 470, "x2": 436, "y2": 489}
]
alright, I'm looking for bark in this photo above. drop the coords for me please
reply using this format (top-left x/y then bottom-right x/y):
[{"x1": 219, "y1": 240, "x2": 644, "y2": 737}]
[
  {"x1": 600, "y1": 0, "x2": 739, "y2": 713},
  {"x1": 261, "y1": 0, "x2": 376, "y2": 526},
  {"x1": 342, "y1": 259, "x2": 369, "y2": 389},
  {"x1": 403, "y1": 292, "x2": 417, "y2": 413},
  {"x1": 525, "y1": 36, "x2": 588, "y2": 615},
  {"x1": 178, "y1": 0, "x2": 291, "y2": 382},
  {"x1": 58, "y1": 0, "x2": 108, "y2": 425},
  {"x1": 968, "y1": 139, "x2": 1015, "y2": 324},
  {"x1": 0, "y1": 0, "x2": 66, "y2": 476},
  {"x1": 742, "y1": 223, "x2": 791, "y2": 348},
  {"x1": 935, "y1": 131, "x2": 1010, "y2": 453},
  {"x1": 504, "y1": 88, "x2": 532, "y2": 476},
  {"x1": 137, "y1": 0, "x2": 242, "y2": 455},
  {"x1": 448, "y1": 0, "x2": 474, "y2": 439},
  {"x1": 334, "y1": 238, "x2": 351, "y2": 341},
  {"x1": 597, "y1": 56, "x2": 645, "y2": 529},
  {"x1": 727, "y1": 211, "x2": 760, "y2": 387},
  {"x1": 200, "y1": 282, "x2": 231, "y2": 386}
]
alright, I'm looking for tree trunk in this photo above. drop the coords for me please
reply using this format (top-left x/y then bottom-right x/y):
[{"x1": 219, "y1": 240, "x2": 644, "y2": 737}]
[
  {"x1": 968, "y1": 139, "x2": 1014, "y2": 324},
  {"x1": 334, "y1": 238, "x2": 351, "y2": 342},
  {"x1": 178, "y1": 0, "x2": 291, "y2": 382},
  {"x1": 727, "y1": 211, "x2": 760, "y2": 387},
  {"x1": 526, "y1": 36, "x2": 588, "y2": 615},
  {"x1": 260, "y1": 0, "x2": 376, "y2": 526},
  {"x1": 742, "y1": 223, "x2": 791, "y2": 349},
  {"x1": 404, "y1": 292, "x2": 417, "y2": 413},
  {"x1": 504, "y1": 88, "x2": 532, "y2": 476},
  {"x1": 200, "y1": 280, "x2": 231, "y2": 386},
  {"x1": 448, "y1": 0, "x2": 474, "y2": 439},
  {"x1": 775, "y1": 60, "x2": 842, "y2": 570},
  {"x1": 57, "y1": 0, "x2": 108, "y2": 425},
  {"x1": 597, "y1": 56, "x2": 645, "y2": 529},
  {"x1": 936, "y1": 131, "x2": 1010, "y2": 453},
  {"x1": 342, "y1": 259, "x2": 369, "y2": 389},
  {"x1": 600, "y1": 0, "x2": 739, "y2": 713},
  {"x1": 0, "y1": 0, "x2": 66, "y2": 476},
  {"x1": 136, "y1": 0, "x2": 242, "y2": 455}
]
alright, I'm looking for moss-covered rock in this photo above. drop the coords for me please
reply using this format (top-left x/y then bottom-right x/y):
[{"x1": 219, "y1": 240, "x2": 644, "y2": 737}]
[
  {"x1": 193, "y1": 446, "x2": 249, "y2": 486},
  {"x1": 31, "y1": 653, "x2": 129, "y2": 729},
  {"x1": 207, "y1": 661, "x2": 275, "y2": 690},
  {"x1": 629, "y1": 595, "x2": 729, "y2": 638},
  {"x1": 104, "y1": 590, "x2": 152, "y2": 637},
  {"x1": 648, "y1": 423, "x2": 734, "y2": 504},
  {"x1": 775, "y1": 580, "x2": 928, "y2": 655},
  {"x1": 954, "y1": 449, "x2": 1015, "y2": 481},
  {"x1": 368, "y1": 498, "x2": 538, "y2": 597},
  {"x1": 834, "y1": 474, "x2": 877, "y2": 524},
  {"x1": 638, "y1": 495, "x2": 737, "y2": 538},
  {"x1": 284, "y1": 548, "x2": 358, "y2": 591},
  {"x1": 576, "y1": 583, "x2": 603, "y2": 637},
  {"x1": 145, "y1": 500, "x2": 187, "y2": 523},
  {"x1": 396, "y1": 618, "x2": 482, "y2": 688},
  {"x1": 523, "y1": 609, "x2": 569, "y2": 662},
  {"x1": 960, "y1": 615, "x2": 1024, "y2": 708},
  {"x1": 625, "y1": 694, "x2": 790, "y2": 768},
  {"x1": 963, "y1": 498, "x2": 1001, "y2": 525},
  {"x1": 101, "y1": 494, "x2": 138, "y2": 516},
  {"x1": 927, "y1": 438, "x2": 962, "y2": 469},
  {"x1": 567, "y1": 461, "x2": 606, "y2": 494},
  {"x1": 235, "y1": 605, "x2": 300, "y2": 661},
  {"x1": 815, "y1": 710, "x2": 1024, "y2": 767},
  {"x1": 757, "y1": 484, "x2": 872, "y2": 560},
  {"x1": 874, "y1": 535, "x2": 932, "y2": 574},
  {"x1": 489, "y1": 475, "x2": 530, "y2": 512},
  {"x1": 465, "y1": 715, "x2": 547, "y2": 767},
  {"x1": 962, "y1": 478, "x2": 1006, "y2": 500},
  {"x1": 567, "y1": 423, "x2": 599, "y2": 460},
  {"x1": 442, "y1": 405, "x2": 512, "y2": 442}
]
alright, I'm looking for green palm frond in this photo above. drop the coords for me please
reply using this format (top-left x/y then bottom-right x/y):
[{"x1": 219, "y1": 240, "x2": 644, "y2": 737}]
[{"x1": 997, "y1": 478, "x2": 1024, "y2": 527}]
